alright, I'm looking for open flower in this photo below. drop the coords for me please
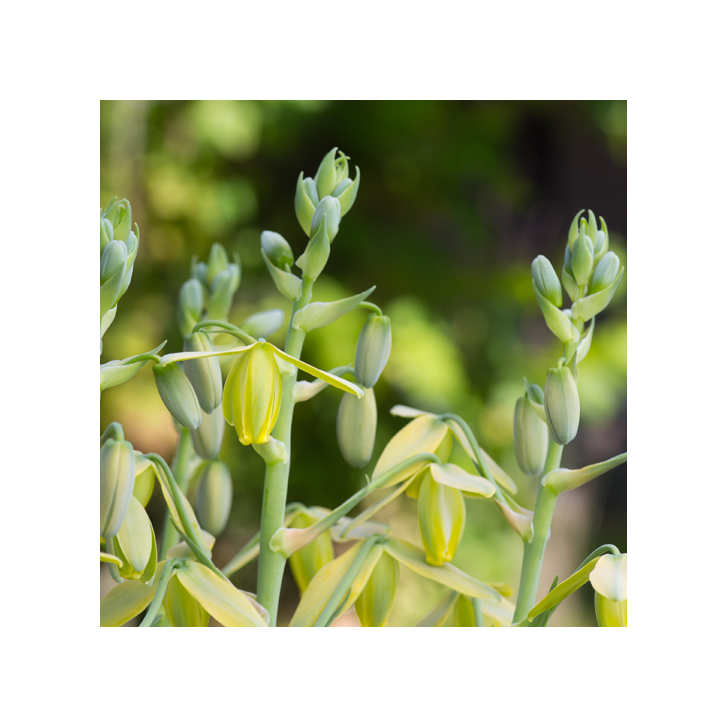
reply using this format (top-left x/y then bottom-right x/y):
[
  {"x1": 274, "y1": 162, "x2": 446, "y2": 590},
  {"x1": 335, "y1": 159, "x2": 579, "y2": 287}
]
[{"x1": 158, "y1": 340, "x2": 362, "y2": 446}]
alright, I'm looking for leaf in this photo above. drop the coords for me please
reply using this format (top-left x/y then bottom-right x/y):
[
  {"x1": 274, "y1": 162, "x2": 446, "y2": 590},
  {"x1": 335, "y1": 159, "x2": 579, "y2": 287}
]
[
  {"x1": 100, "y1": 341, "x2": 166, "y2": 391},
  {"x1": 100, "y1": 561, "x2": 166, "y2": 626},
  {"x1": 542, "y1": 452, "x2": 627, "y2": 495},
  {"x1": 528, "y1": 557, "x2": 601, "y2": 621},
  {"x1": 383, "y1": 537, "x2": 502, "y2": 603},
  {"x1": 429, "y1": 463, "x2": 496, "y2": 497},
  {"x1": 175, "y1": 561, "x2": 268, "y2": 627},
  {"x1": 268, "y1": 345, "x2": 363, "y2": 398},
  {"x1": 292, "y1": 286, "x2": 375, "y2": 332},
  {"x1": 372, "y1": 415, "x2": 450, "y2": 487},
  {"x1": 576, "y1": 318, "x2": 595, "y2": 364}
]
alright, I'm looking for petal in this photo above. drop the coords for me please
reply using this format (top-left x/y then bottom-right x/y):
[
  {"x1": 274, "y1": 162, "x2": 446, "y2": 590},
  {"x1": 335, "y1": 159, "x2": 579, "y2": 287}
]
[{"x1": 589, "y1": 554, "x2": 627, "y2": 602}]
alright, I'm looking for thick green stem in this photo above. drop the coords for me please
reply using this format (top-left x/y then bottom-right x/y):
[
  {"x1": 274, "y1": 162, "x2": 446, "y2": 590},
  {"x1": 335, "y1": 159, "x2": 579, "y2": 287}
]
[
  {"x1": 256, "y1": 277, "x2": 314, "y2": 625},
  {"x1": 513, "y1": 438, "x2": 563, "y2": 622},
  {"x1": 160, "y1": 428, "x2": 194, "y2": 557}
]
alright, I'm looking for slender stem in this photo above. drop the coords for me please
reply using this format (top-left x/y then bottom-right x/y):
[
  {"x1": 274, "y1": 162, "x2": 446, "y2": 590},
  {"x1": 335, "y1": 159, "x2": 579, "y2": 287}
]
[
  {"x1": 472, "y1": 598, "x2": 485, "y2": 627},
  {"x1": 193, "y1": 319, "x2": 257, "y2": 345},
  {"x1": 513, "y1": 438, "x2": 563, "y2": 622},
  {"x1": 314, "y1": 537, "x2": 378, "y2": 627},
  {"x1": 357, "y1": 301, "x2": 383, "y2": 315},
  {"x1": 120, "y1": 352, "x2": 161, "y2": 366},
  {"x1": 139, "y1": 559, "x2": 179, "y2": 627},
  {"x1": 100, "y1": 422, "x2": 124, "y2": 445},
  {"x1": 160, "y1": 428, "x2": 193, "y2": 557},
  {"x1": 256, "y1": 276, "x2": 315, "y2": 625},
  {"x1": 440, "y1": 413, "x2": 497, "y2": 486}
]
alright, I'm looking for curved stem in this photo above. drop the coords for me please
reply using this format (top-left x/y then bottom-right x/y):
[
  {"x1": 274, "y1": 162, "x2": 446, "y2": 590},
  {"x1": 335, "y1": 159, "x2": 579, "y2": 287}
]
[
  {"x1": 160, "y1": 428, "x2": 193, "y2": 557},
  {"x1": 193, "y1": 319, "x2": 257, "y2": 345},
  {"x1": 139, "y1": 559, "x2": 180, "y2": 627},
  {"x1": 440, "y1": 413, "x2": 497, "y2": 486},
  {"x1": 513, "y1": 438, "x2": 563, "y2": 622},
  {"x1": 100, "y1": 422, "x2": 124, "y2": 445},
  {"x1": 120, "y1": 352, "x2": 161, "y2": 366},
  {"x1": 357, "y1": 301, "x2": 383, "y2": 316}
]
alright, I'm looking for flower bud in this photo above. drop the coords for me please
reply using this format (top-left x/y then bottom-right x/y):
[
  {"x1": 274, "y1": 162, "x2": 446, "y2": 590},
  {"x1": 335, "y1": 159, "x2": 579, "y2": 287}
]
[
  {"x1": 153, "y1": 362, "x2": 202, "y2": 430},
  {"x1": 191, "y1": 405, "x2": 225, "y2": 459},
  {"x1": 337, "y1": 387, "x2": 377, "y2": 468},
  {"x1": 544, "y1": 365, "x2": 580, "y2": 445},
  {"x1": 164, "y1": 572, "x2": 210, "y2": 627},
  {"x1": 100, "y1": 217, "x2": 113, "y2": 253},
  {"x1": 288, "y1": 510, "x2": 334, "y2": 593},
  {"x1": 222, "y1": 343, "x2": 282, "y2": 445},
  {"x1": 260, "y1": 231, "x2": 294, "y2": 269},
  {"x1": 194, "y1": 459, "x2": 233, "y2": 537},
  {"x1": 531, "y1": 256, "x2": 562, "y2": 307},
  {"x1": 295, "y1": 222, "x2": 330, "y2": 281},
  {"x1": 590, "y1": 554, "x2": 627, "y2": 627},
  {"x1": 133, "y1": 456, "x2": 156, "y2": 508},
  {"x1": 417, "y1": 468, "x2": 466, "y2": 566},
  {"x1": 205, "y1": 242, "x2": 229, "y2": 284},
  {"x1": 110, "y1": 199, "x2": 132, "y2": 245},
  {"x1": 593, "y1": 215, "x2": 609, "y2": 263},
  {"x1": 589, "y1": 251, "x2": 620, "y2": 294},
  {"x1": 183, "y1": 333, "x2": 223, "y2": 414},
  {"x1": 513, "y1": 395, "x2": 549, "y2": 476},
  {"x1": 294, "y1": 174, "x2": 319, "y2": 236},
  {"x1": 355, "y1": 551, "x2": 400, "y2": 627},
  {"x1": 354, "y1": 314, "x2": 392, "y2": 388},
  {"x1": 567, "y1": 209, "x2": 585, "y2": 251},
  {"x1": 112, "y1": 496, "x2": 156, "y2": 582},
  {"x1": 314, "y1": 147, "x2": 350, "y2": 199},
  {"x1": 100, "y1": 437, "x2": 135, "y2": 540},
  {"x1": 100, "y1": 239, "x2": 126, "y2": 284},
  {"x1": 178, "y1": 278, "x2": 205, "y2": 336},
  {"x1": 207, "y1": 269, "x2": 235, "y2": 320},
  {"x1": 310, "y1": 196, "x2": 341, "y2": 242},
  {"x1": 571, "y1": 224, "x2": 594, "y2": 287}
]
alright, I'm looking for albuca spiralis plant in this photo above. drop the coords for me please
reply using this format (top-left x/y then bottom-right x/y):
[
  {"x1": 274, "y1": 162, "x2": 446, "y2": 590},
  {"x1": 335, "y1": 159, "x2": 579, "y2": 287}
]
[{"x1": 100, "y1": 149, "x2": 626, "y2": 627}]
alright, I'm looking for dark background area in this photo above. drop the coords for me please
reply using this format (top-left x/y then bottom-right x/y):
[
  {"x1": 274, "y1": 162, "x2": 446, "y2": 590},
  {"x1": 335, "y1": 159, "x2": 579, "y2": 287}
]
[{"x1": 101, "y1": 100, "x2": 626, "y2": 626}]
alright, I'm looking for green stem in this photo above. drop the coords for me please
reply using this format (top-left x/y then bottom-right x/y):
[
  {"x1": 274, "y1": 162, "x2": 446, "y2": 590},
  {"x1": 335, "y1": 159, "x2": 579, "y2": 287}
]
[
  {"x1": 100, "y1": 422, "x2": 124, "y2": 445},
  {"x1": 314, "y1": 537, "x2": 379, "y2": 627},
  {"x1": 357, "y1": 301, "x2": 383, "y2": 315},
  {"x1": 193, "y1": 319, "x2": 257, "y2": 345},
  {"x1": 139, "y1": 559, "x2": 180, "y2": 627},
  {"x1": 472, "y1": 598, "x2": 485, "y2": 627},
  {"x1": 160, "y1": 428, "x2": 194, "y2": 557},
  {"x1": 513, "y1": 438, "x2": 563, "y2": 622},
  {"x1": 440, "y1": 413, "x2": 497, "y2": 486},
  {"x1": 256, "y1": 276, "x2": 315, "y2": 625}
]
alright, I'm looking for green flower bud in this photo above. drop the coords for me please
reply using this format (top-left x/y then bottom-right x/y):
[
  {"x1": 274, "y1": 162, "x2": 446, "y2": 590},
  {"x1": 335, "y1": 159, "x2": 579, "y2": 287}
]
[
  {"x1": 207, "y1": 269, "x2": 235, "y2": 320},
  {"x1": 354, "y1": 314, "x2": 392, "y2": 388},
  {"x1": 222, "y1": 343, "x2": 282, "y2": 445},
  {"x1": 112, "y1": 496, "x2": 156, "y2": 582},
  {"x1": 417, "y1": 468, "x2": 466, "y2": 566},
  {"x1": 153, "y1": 362, "x2": 202, "y2": 430},
  {"x1": 288, "y1": 510, "x2": 335, "y2": 593},
  {"x1": 531, "y1": 255, "x2": 562, "y2": 307},
  {"x1": 593, "y1": 216, "x2": 609, "y2": 263},
  {"x1": 193, "y1": 261, "x2": 208, "y2": 285},
  {"x1": 133, "y1": 455, "x2": 156, "y2": 507},
  {"x1": 295, "y1": 221, "x2": 330, "y2": 281},
  {"x1": 178, "y1": 278, "x2": 204, "y2": 336},
  {"x1": 333, "y1": 165, "x2": 361, "y2": 217},
  {"x1": 544, "y1": 364, "x2": 580, "y2": 445},
  {"x1": 100, "y1": 437, "x2": 135, "y2": 540},
  {"x1": 105, "y1": 198, "x2": 132, "y2": 245},
  {"x1": 294, "y1": 174, "x2": 319, "y2": 236},
  {"x1": 206, "y1": 242, "x2": 230, "y2": 286},
  {"x1": 571, "y1": 224, "x2": 594, "y2": 287},
  {"x1": 100, "y1": 217, "x2": 113, "y2": 253},
  {"x1": 514, "y1": 395, "x2": 549, "y2": 476},
  {"x1": 314, "y1": 147, "x2": 349, "y2": 199},
  {"x1": 260, "y1": 231, "x2": 294, "y2": 269},
  {"x1": 183, "y1": 333, "x2": 222, "y2": 414},
  {"x1": 567, "y1": 209, "x2": 585, "y2": 251},
  {"x1": 191, "y1": 405, "x2": 225, "y2": 460},
  {"x1": 337, "y1": 387, "x2": 377, "y2": 468},
  {"x1": 310, "y1": 196, "x2": 341, "y2": 242},
  {"x1": 100, "y1": 240, "x2": 127, "y2": 319},
  {"x1": 164, "y1": 572, "x2": 210, "y2": 627},
  {"x1": 355, "y1": 551, "x2": 400, "y2": 627},
  {"x1": 589, "y1": 251, "x2": 620, "y2": 294},
  {"x1": 561, "y1": 244, "x2": 579, "y2": 302},
  {"x1": 194, "y1": 459, "x2": 233, "y2": 537}
]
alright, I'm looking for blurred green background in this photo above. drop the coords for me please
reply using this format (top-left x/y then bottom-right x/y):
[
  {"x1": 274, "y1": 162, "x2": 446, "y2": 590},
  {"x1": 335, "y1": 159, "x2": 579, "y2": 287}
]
[{"x1": 100, "y1": 100, "x2": 626, "y2": 626}]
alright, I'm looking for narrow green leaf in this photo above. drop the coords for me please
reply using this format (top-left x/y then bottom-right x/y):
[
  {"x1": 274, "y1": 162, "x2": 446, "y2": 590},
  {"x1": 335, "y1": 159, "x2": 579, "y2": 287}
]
[
  {"x1": 528, "y1": 557, "x2": 601, "y2": 621},
  {"x1": 293, "y1": 287, "x2": 375, "y2": 333},
  {"x1": 542, "y1": 452, "x2": 627, "y2": 495},
  {"x1": 533, "y1": 286, "x2": 580, "y2": 343},
  {"x1": 261, "y1": 249, "x2": 302, "y2": 301}
]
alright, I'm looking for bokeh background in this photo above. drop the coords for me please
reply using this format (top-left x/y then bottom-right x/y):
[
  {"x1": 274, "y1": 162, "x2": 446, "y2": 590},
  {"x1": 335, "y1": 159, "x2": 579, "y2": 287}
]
[{"x1": 100, "y1": 100, "x2": 626, "y2": 626}]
